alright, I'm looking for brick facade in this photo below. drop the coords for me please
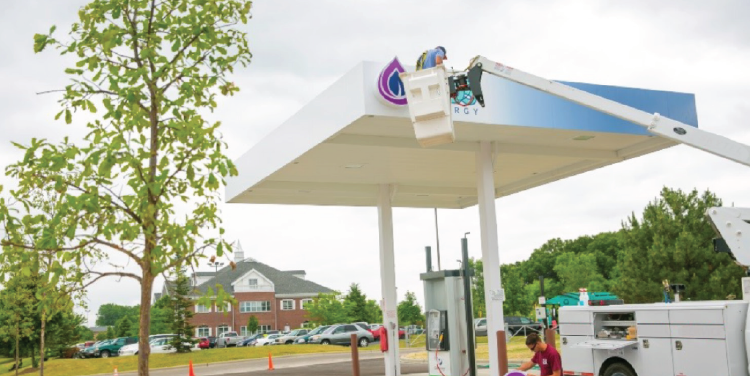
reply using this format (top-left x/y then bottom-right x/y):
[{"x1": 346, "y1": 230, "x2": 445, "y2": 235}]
[{"x1": 189, "y1": 292, "x2": 314, "y2": 336}]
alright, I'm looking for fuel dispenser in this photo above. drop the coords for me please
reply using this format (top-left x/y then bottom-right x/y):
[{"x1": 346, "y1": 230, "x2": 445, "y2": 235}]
[{"x1": 421, "y1": 237, "x2": 476, "y2": 376}]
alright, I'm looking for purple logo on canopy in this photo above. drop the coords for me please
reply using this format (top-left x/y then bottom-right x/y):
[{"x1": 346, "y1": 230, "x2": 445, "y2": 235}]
[
  {"x1": 377, "y1": 57, "x2": 407, "y2": 106},
  {"x1": 504, "y1": 372, "x2": 527, "y2": 376}
]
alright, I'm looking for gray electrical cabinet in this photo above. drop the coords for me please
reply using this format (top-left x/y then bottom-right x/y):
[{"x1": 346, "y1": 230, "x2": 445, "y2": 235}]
[{"x1": 421, "y1": 270, "x2": 472, "y2": 376}]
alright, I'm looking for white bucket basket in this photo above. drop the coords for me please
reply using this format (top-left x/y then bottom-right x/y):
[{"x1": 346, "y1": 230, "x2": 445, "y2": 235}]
[{"x1": 399, "y1": 66, "x2": 455, "y2": 147}]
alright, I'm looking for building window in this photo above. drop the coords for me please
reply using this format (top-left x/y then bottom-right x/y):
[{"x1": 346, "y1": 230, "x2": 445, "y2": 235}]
[
  {"x1": 195, "y1": 304, "x2": 210, "y2": 313},
  {"x1": 259, "y1": 325, "x2": 272, "y2": 333},
  {"x1": 301, "y1": 299, "x2": 313, "y2": 310},
  {"x1": 240, "y1": 301, "x2": 271, "y2": 313},
  {"x1": 248, "y1": 278, "x2": 258, "y2": 288},
  {"x1": 217, "y1": 325, "x2": 230, "y2": 336},
  {"x1": 240, "y1": 326, "x2": 248, "y2": 336},
  {"x1": 217, "y1": 302, "x2": 232, "y2": 312},
  {"x1": 197, "y1": 326, "x2": 210, "y2": 337},
  {"x1": 281, "y1": 299, "x2": 295, "y2": 310}
]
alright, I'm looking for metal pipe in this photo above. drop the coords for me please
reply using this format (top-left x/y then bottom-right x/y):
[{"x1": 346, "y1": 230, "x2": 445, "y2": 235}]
[
  {"x1": 462, "y1": 236, "x2": 476, "y2": 376},
  {"x1": 426, "y1": 246, "x2": 432, "y2": 272},
  {"x1": 434, "y1": 208, "x2": 441, "y2": 270}
]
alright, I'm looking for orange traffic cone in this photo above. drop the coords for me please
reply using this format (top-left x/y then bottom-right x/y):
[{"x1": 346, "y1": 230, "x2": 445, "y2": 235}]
[
  {"x1": 268, "y1": 352, "x2": 274, "y2": 371},
  {"x1": 188, "y1": 359, "x2": 195, "y2": 376},
  {"x1": 113, "y1": 366, "x2": 119, "y2": 376}
]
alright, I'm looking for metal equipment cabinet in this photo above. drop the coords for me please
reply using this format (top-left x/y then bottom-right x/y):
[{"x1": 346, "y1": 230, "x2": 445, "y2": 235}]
[{"x1": 559, "y1": 301, "x2": 748, "y2": 376}]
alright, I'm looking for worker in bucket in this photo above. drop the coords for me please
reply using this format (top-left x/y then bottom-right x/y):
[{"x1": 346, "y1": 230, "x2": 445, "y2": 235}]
[
  {"x1": 517, "y1": 333, "x2": 562, "y2": 376},
  {"x1": 416, "y1": 46, "x2": 447, "y2": 70}
]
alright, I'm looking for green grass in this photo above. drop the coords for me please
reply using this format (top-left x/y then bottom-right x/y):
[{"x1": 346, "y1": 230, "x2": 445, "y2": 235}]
[{"x1": 0, "y1": 341, "x2": 416, "y2": 376}]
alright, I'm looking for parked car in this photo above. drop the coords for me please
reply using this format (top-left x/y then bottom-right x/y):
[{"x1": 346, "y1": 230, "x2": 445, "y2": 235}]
[
  {"x1": 296, "y1": 326, "x2": 331, "y2": 344},
  {"x1": 474, "y1": 316, "x2": 544, "y2": 337},
  {"x1": 274, "y1": 329, "x2": 310, "y2": 345},
  {"x1": 217, "y1": 331, "x2": 245, "y2": 348},
  {"x1": 120, "y1": 336, "x2": 198, "y2": 356},
  {"x1": 238, "y1": 333, "x2": 265, "y2": 347},
  {"x1": 505, "y1": 316, "x2": 544, "y2": 335},
  {"x1": 254, "y1": 334, "x2": 281, "y2": 346},
  {"x1": 94, "y1": 337, "x2": 138, "y2": 358},
  {"x1": 309, "y1": 324, "x2": 374, "y2": 347},
  {"x1": 77, "y1": 341, "x2": 106, "y2": 359},
  {"x1": 198, "y1": 337, "x2": 210, "y2": 349}
]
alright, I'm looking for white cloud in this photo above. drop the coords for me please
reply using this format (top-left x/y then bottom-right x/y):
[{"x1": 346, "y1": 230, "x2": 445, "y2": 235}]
[{"x1": 2, "y1": 0, "x2": 749, "y2": 325}]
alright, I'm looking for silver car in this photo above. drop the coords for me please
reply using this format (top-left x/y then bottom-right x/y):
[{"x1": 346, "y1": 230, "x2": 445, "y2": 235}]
[
  {"x1": 274, "y1": 329, "x2": 310, "y2": 345},
  {"x1": 309, "y1": 324, "x2": 374, "y2": 347}
]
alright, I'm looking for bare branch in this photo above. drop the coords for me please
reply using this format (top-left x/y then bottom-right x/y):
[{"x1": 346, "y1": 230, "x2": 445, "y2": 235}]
[{"x1": 92, "y1": 237, "x2": 142, "y2": 266}]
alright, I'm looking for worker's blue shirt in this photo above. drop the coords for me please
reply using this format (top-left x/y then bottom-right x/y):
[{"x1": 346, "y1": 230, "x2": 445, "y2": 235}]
[{"x1": 422, "y1": 48, "x2": 446, "y2": 69}]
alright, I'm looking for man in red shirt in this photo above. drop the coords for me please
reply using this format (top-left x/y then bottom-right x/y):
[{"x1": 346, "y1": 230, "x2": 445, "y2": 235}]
[{"x1": 517, "y1": 333, "x2": 562, "y2": 376}]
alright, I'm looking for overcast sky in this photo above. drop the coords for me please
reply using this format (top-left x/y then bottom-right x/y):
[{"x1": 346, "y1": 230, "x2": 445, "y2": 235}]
[{"x1": 2, "y1": 1, "x2": 750, "y2": 327}]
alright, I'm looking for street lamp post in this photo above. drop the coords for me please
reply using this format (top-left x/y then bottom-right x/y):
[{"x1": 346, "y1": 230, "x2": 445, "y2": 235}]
[{"x1": 208, "y1": 261, "x2": 224, "y2": 336}]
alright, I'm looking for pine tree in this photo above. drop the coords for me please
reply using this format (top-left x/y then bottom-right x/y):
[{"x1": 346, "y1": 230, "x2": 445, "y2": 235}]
[
  {"x1": 105, "y1": 326, "x2": 115, "y2": 340},
  {"x1": 397, "y1": 292, "x2": 424, "y2": 326},
  {"x1": 115, "y1": 316, "x2": 133, "y2": 337},
  {"x1": 615, "y1": 188, "x2": 745, "y2": 303},
  {"x1": 169, "y1": 271, "x2": 196, "y2": 353},
  {"x1": 343, "y1": 284, "x2": 370, "y2": 323}
]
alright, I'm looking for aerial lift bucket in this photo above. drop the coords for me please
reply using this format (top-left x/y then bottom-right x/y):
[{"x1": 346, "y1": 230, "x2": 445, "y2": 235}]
[{"x1": 399, "y1": 65, "x2": 455, "y2": 147}]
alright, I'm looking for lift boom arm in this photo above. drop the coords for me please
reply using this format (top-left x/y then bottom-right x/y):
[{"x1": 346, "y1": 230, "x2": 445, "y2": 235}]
[
  {"x1": 447, "y1": 56, "x2": 750, "y2": 267},
  {"x1": 459, "y1": 56, "x2": 750, "y2": 168}
]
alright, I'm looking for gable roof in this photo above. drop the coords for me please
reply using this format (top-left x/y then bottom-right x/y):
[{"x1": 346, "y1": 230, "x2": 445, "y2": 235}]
[{"x1": 193, "y1": 260, "x2": 333, "y2": 296}]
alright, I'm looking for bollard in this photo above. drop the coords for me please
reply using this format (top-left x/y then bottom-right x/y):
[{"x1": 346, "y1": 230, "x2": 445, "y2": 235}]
[
  {"x1": 496, "y1": 330, "x2": 509, "y2": 376},
  {"x1": 545, "y1": 328, "x2": 557, "y2": 349},
  {"x1": 350, "y1": 333, "x2": 361, "y2": 376}
]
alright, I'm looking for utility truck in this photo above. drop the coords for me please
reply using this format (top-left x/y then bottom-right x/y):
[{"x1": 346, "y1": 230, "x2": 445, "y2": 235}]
[{"x1": 400, "y1": 57, "x2": 750, "y2": 376}]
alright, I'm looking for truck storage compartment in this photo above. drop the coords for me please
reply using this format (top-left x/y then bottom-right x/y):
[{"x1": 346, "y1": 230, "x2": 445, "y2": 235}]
[
  {"x1": 669, "y1": 309, "x2": 724, "y2": 324},
  {"x1": 669, "y1": 324, "x2": 726, "y2": 339},
  {"x1": 560, "y1": 336, "x2": 595, "y2": 376},
  {"x1": 635, "y1": 310, "x2": 669, "y2": 324},
  {"x1": 559, "y1": 323, "x2": 594, "y2": 336},
  {"x1": 559, "y1": 310, "x2": 591, "y2": 324},
  {"x1": 635, "y1": 324, "x2": 670, "y2": 338},
  {"x1": 672, "y1": 338, "x2": 729, "y2": 376}
]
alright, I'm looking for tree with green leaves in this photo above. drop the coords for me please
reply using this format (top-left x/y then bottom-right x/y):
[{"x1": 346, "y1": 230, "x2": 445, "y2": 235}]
[
  {"x1": 247, "y1": 316, "x2": 259, "y2": 336},
  {"x1": 116, "y1": 316, "x2": 134, "y2": 337},
  {"x1": 615, "y1": 187, "x2": 745, "y2": 303},
  {"x1": 168, "y1": 270, "x2": 196, "y2": 352},
  {"x1": 305, "y1": 293, "x2": 349, "y2": 326},
  {"x1": 501, "y1": 264, "x2": 531, "y2": 316},
  {"x1": 343, "y1": 283, "x2": 370, "y2": 323},
  {"x1": 397, "y1": 291, "x2": 424, "y2": 326},
  {"x1": 96, "y1": 304, "x2": 140, "y2": 327},
  {"x1": 0, "y1": 275, "x2": 38, "y2": 376},
  {"x1": 554, "y1": 253, "x2": 608, "y2": 292},
  {"x1": 468, "y1": 258, "x2": 485, "y2": 318},
  {"x1": 0, "y1": 1, "x2": 252, "y2": 374},
  {"x1": 105, "y1": 326, "x2": 116, "y2": 340},
  {"x1": 364, "y1": 300, "x2": 383, "y2": 324}
]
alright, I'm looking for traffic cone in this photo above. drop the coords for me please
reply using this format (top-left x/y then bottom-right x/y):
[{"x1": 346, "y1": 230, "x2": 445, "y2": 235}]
[
  {"x1": 113, "y1": 366, "x2": 119, "y2": 376},
  {"x1": 268, "y1": 352, "x2": 274, "y2": 371},
  {"x1": 188, "y1": 359, "x2": 195, "y2": 376}
]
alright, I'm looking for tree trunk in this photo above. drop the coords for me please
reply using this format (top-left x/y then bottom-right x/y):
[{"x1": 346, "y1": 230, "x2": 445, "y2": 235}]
[
  {"x1": 39, "y1": 311, "x2": 46, "y2": 376},
  {"x1": 138, "y1": 274, "x2": 154, "y2": 376},
  {"x1": 30, "y1": 345, "x2": 36, "y2": 369},
  {"x1": 15, "y1": 325, "x2": 19, "y2": 376}
]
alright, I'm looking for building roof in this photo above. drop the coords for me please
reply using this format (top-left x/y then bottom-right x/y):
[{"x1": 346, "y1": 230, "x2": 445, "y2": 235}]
[
  {"x1": 284, "y1": 270, "x2": 306, "y2": 276},
  {"x1": 89, "y1": 326, "x2": 108, "y2": 333},
  {"x1": 194, "y1": 260, "x2": 333, "y2": 296}
]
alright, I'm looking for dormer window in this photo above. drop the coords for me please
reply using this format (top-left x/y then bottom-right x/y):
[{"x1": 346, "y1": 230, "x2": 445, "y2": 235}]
[{"x1": 248, "y1": 278, "x2": 258, "y2": 288}]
